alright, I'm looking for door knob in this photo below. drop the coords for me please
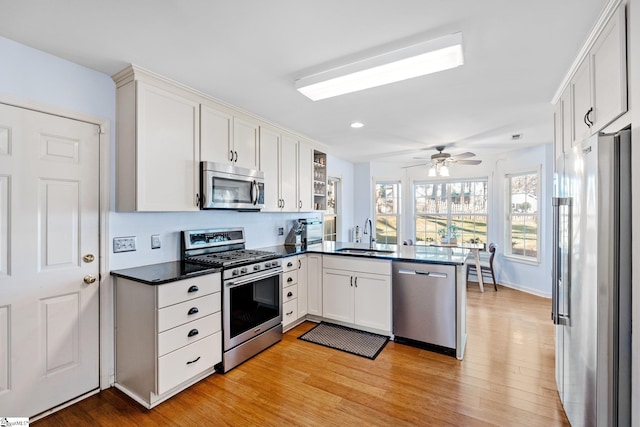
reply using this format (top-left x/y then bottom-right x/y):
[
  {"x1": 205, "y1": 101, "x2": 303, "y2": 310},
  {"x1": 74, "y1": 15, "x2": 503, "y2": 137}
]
[
  {"x1": 83, "y1": 274, "x2": 97, "y2": 284},
  {"x1": 83, "y1": 254, "x2": 95, "y2": 263}
]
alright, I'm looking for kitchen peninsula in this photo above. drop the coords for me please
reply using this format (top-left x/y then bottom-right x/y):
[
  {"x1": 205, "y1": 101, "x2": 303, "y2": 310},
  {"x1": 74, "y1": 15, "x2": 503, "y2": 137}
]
[{"x1": 261, "y1": 241, "x2": 469, "y2": 360}]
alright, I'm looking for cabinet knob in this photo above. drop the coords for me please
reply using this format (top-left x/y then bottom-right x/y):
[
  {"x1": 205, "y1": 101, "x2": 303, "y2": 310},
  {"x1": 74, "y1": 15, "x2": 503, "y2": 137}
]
[
  {"x1": 287, "y1": 277, "x2": 293, "y2": 283},
  {"x1": 188, "y1": 307, "x2": 199, "y2": 315},
  {"x1": 188, "y1": 285, "x2": 199, "y2": 293},
  {"x1": 287, "y1": 261, "x2": 293, "y2": 267},
  {"x1": 287, "y1": 291, "x2": 293, "y2": 297},
  {"x1": 188, "y1": 328, "x2": 199, "y2": 337}
]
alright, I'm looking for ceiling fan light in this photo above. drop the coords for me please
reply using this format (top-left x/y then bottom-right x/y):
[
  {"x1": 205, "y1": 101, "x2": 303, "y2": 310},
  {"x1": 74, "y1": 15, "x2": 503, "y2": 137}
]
[
  {"x1": 428, "y1": 165, "x2": 437, "y2": 177},
  {"x1": 439, "y1": 165, "x2": 450, "y2": 177}
]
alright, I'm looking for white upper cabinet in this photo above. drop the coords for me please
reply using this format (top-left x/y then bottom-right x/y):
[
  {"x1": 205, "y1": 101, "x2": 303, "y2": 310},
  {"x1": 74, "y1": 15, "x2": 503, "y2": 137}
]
[
  {"x1": 200, "y1": 103, "x2": 233, "y2": 164},
  {"x1": 200, "y1": 104, "x2": 259, "y2": 170},
  {"x1": 280, "y1": 133, "x2": 298, "y2": 211},
  {"x1": 298, "y1": 141, "x2": 314, "y2": 211},
  {"x1": 233, "y1": 116, "x2": 260, "y2": 170},
  {"x1": 114, "y1": 67, "x2": 200, "y2": 212},
  {"x1": 259, "y1": 126, "x2": 281, "y2": 211},
  {"x1": 568, "y1": 4, "x2": 627, "y2": 146},
  {"x1": 589, "y1": 5, "x2": 627, "y2": 131},
  {"x1": 259, "y1": 127, "x2": 304, "y2": 212}
]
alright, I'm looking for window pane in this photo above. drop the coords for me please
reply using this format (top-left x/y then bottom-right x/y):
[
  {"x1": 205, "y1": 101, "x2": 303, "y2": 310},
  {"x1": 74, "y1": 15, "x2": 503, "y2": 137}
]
[
  {"x1": 415, "y1": 183, "x2": 448, "y2": 214},
  {"x1": 324, "y1": 215, "x2": 336, "y2": 241},
  {"x1": 376, "y1": 215, "x2": 397, "y2": 244},
  {"x1": 375, "y1": 183, "x2": 399, "y2": 214},
  {"x1": 510, "y1": 214, "x2": 538, "y2": 257},
  {"x1": 452, "y1": 215, "x2": 487, "y2": 247},
  {"x1": 326, "y1": 179, "x2": 337, "y2": 215},
  {"x1": 415, "y1": 215, "x2": 447, "y2": 245}
]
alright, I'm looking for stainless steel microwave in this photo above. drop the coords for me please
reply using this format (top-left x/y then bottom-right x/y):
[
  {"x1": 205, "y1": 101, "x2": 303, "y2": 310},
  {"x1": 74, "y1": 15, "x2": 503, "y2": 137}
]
[{"x1": 200, "y1": 162, "x2": 264, "y2": 210}]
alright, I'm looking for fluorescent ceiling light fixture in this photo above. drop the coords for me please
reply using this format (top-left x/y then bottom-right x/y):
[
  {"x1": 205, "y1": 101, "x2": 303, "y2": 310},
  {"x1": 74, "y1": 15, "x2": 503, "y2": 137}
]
[
  {"x1": 296, "y1": 32, "x2": 463, "y2": 101},
  {"x1": 350, "y1": 122, "x2": 364, "y2": 128}
]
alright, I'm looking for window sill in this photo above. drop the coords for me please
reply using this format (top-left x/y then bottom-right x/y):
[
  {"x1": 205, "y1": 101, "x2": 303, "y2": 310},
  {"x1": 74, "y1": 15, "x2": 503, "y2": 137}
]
[{"x1": 503, "y1": 254, "x2": 540, "y2": 266}]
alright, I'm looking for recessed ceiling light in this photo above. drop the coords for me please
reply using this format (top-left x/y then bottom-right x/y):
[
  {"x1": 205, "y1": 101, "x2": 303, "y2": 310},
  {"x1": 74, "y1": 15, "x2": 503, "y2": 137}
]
[{"x1": 351, "y1": 122, "x2": 364, "y2": 128}]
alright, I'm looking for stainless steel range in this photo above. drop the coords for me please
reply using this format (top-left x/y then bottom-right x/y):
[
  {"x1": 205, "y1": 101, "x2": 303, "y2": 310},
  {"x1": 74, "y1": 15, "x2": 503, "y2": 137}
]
[{"x1": 182, "y1": 228, "x2": 283, "y2": 373}]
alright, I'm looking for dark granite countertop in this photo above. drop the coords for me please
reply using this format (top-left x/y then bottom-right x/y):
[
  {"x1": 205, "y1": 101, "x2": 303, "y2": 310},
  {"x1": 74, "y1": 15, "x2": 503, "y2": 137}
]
[
  {"x1": 110, "y1": 261, "x2": 222, "y2": 285},
  {"x1": 257, "y1": 241, "x2": 468, "y2": 266}
]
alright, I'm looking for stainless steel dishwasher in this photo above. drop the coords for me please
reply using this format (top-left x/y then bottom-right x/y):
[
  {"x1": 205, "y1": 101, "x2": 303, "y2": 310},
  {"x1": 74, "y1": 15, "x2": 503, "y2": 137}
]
[{"x1": 392, "y1": 261, "x2": 456, "y2": 355}]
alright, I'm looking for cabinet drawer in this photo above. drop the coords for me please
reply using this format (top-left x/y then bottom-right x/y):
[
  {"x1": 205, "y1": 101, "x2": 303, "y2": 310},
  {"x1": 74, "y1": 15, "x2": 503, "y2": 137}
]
[
  {"x1": 157, "y1": 331, "x2": 221, "y2": 395},
  {"x1": 283, "y1": 284, "x2": 298, "y2": 303},
  {"x1": 158, "y1": 312, "x2": 221, "y2": 357},
  {"x1": 323, "y1": 255, "x2": 390, "y2": 276},
  {"x1": 157, "y1": 274, "x2": 221, "y2": 308},
  {"x1": 283, "y1": 256, "x2": 298, "y2": 273},
  {"x1": 282, "y1": 300, "x2": 298, "y2": 326},
  {"x1": 283, "y1": 270, "x2": 298, "y2": 287},
  {"x1": 157, "y1": 293, "x2": 220, "y2": 332}
]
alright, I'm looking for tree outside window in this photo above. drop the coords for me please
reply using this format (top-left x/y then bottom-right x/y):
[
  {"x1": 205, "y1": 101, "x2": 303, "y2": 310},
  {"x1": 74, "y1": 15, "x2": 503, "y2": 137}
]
[
  {"x1": 506, "y1": 171, "x2": 539, "y2": 260},
  {"x1": 374, "y1": 181, "x2": 400, "y2": 244}
]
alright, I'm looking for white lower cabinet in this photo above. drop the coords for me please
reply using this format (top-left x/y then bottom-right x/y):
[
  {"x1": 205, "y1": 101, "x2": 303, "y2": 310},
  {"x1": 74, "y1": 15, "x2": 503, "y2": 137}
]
[
  {"x1": 282, "y1": 255, "x2": 308, "y2": 330},
  {"x1": 306, "y1": 254, "x2": 323, "y2": 316},
  {"x1": 115, "y1": 273, "x2": 222, "y2": 408},
  {"x1": 322, "y1": 256, "x2": 391, "y2": 334}
]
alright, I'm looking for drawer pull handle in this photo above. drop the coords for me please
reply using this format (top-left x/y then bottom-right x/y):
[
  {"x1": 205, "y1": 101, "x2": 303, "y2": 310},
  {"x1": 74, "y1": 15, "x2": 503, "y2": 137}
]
[
  {"x1": 188, "y1": 285, "x2": 199, "y2": 293},
  {"x1": 287, "y1": 261, "x2": 293, "y2": 267},
  {"x1": 188, "y1": 328, "x2": 199, "y2": 337},
  {"x1": 188, "y1": 307, "x2": 199, "y2": 315},
  {"x1": 286, "y1": 310, "x2": 294, "y2": 316},
  {"x1": 287, "y1": 291, "x2": 293, "y2": 297},
  {"x1": 186, "y1": 356, "x2": 201, "y2": 365},
  {"x1": 287, "y1": 277, "x2": 293, "y2": 283}
]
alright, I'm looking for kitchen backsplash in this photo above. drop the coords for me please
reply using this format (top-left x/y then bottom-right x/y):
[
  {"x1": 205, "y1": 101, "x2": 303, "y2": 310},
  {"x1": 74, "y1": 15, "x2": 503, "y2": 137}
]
[{"x1": 109, "y1": 210, "x2": 321, "y2": 270}]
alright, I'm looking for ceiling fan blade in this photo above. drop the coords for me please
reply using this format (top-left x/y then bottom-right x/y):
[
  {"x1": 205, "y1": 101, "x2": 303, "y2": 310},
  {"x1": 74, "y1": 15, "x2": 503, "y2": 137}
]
[
  {"x1": 454, "y1": 159, "x2": 482, "y2": 165},
  {"x1": 402, "y1": 163, "x2": 429, "y2": 169},
  {"x1": 450, "y1": 152, "x2": 475, "y2": 160},
  {"x1": 412, "y1": 156, "x2": 431, "y2": 160}
]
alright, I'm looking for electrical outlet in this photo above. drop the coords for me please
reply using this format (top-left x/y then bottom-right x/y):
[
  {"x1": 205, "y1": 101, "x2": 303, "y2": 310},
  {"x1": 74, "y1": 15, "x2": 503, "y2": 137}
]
[
  {"x1": 278, "y1": 227, "x2": 284, "y2": 236},
  {"x1": 113, "y1": 236, "x2": 136, "y2": 253},
  {"x1": 151, "y1": 234, "x2": 161, "y2": 249}
]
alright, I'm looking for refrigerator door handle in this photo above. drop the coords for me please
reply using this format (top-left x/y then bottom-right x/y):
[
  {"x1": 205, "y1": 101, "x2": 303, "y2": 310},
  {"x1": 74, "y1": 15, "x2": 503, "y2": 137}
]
[{"x1": 552, "y1": 197, "x2": 571, "y2": 325}]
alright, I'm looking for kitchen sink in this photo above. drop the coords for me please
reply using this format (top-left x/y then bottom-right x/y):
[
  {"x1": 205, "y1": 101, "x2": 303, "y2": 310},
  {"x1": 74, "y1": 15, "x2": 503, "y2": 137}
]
[{"x1": 335, "y1": 248, "x2": 395, "y2": 256}]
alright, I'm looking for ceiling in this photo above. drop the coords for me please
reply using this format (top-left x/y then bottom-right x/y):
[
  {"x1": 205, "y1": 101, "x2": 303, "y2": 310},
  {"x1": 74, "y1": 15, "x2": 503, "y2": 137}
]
[{"x1": 0, "y1": 0, "x2": 608, "y2": 164}]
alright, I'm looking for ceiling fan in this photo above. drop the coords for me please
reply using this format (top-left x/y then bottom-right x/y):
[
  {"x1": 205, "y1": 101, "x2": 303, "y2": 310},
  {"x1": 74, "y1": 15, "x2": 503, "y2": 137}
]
[{"x1": 407, "y1": 145, "x2": 482, "y2": 176}]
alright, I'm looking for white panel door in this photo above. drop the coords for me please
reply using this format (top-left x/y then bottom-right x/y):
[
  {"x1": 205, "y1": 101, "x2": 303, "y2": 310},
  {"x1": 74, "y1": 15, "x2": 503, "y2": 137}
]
[{"x1": 0, "y1": 103, "x2": 100, "y2": 418}]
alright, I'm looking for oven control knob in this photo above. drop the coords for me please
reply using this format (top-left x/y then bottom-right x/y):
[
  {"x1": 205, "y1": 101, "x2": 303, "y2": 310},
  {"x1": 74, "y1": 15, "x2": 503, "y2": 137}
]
[
  {"x1": 264, "y1": 262, "x2": 271, "y2": 268},
  {"x1": 272, "y1": 260, "x2": 280, "y2": 267},
  {"x1": 240, "y1": 267, "x2": 248, "y2": 274},
  {"x1": 253, "y1": 264, "x2": 261, "y2": 271},
  {"x1": 232, "y1": 269, "x2": 239, "y2": 276}
]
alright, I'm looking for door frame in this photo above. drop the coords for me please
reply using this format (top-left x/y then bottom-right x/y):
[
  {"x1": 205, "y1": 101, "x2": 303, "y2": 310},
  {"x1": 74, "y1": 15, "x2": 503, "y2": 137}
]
[{"x1": 0, "y1": 94, "x2": 112, "y2": 392}]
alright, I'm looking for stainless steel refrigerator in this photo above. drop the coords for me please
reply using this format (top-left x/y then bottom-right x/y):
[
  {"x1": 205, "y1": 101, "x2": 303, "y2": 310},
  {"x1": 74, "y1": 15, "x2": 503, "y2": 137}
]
[{"x1": 552, "y1": 129, "x2": 631, "y2": 426}]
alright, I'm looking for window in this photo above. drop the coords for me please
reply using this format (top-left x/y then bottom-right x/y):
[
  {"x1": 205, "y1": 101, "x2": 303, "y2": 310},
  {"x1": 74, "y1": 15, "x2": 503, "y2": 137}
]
[
  {"x1": 374, "y1": 181, "x2": 401, "y2": 244},
  {"x1": 414, "y1": 179, "x2": 488, "y2": 246},
  {"x1": 324, "y1": 177, "x2": 340, "y2": 241},
  {"x1": 506, "y1": 170, "x2": 539, "y2": 261}
]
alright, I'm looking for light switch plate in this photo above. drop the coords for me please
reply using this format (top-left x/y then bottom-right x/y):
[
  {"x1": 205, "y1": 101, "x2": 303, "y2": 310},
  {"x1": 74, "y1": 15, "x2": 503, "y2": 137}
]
[
  {"x1": 113, "y1": 236, "x2": 136, "y2": 253},
  {"x1": 151, "y1": 234, "x2": 161, "y2": 249}
]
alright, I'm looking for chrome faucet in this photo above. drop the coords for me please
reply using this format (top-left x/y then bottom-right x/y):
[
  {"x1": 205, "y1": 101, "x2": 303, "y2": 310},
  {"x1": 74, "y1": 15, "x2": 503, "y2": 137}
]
[{"x1": 363, "y1": 218, "x2": 375, "y2": 249}]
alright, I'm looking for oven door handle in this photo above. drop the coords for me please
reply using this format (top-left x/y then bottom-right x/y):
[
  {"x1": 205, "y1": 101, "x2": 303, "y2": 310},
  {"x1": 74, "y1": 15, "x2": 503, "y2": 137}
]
[{"x1": 226, "y1": 270, "x2": 282, "y2": 288}]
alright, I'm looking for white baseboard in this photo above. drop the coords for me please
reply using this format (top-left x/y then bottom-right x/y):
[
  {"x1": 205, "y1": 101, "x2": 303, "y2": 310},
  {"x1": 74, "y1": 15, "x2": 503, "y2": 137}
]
[{"x1": 494, "y1": 279, "x2": 551, "y2": 298}]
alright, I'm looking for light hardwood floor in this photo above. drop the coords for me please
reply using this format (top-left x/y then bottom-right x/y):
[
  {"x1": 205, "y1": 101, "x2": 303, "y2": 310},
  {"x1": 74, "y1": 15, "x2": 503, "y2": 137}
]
[{"x1": 35, "y1": 285, "x2": 569, "y2": 426}]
